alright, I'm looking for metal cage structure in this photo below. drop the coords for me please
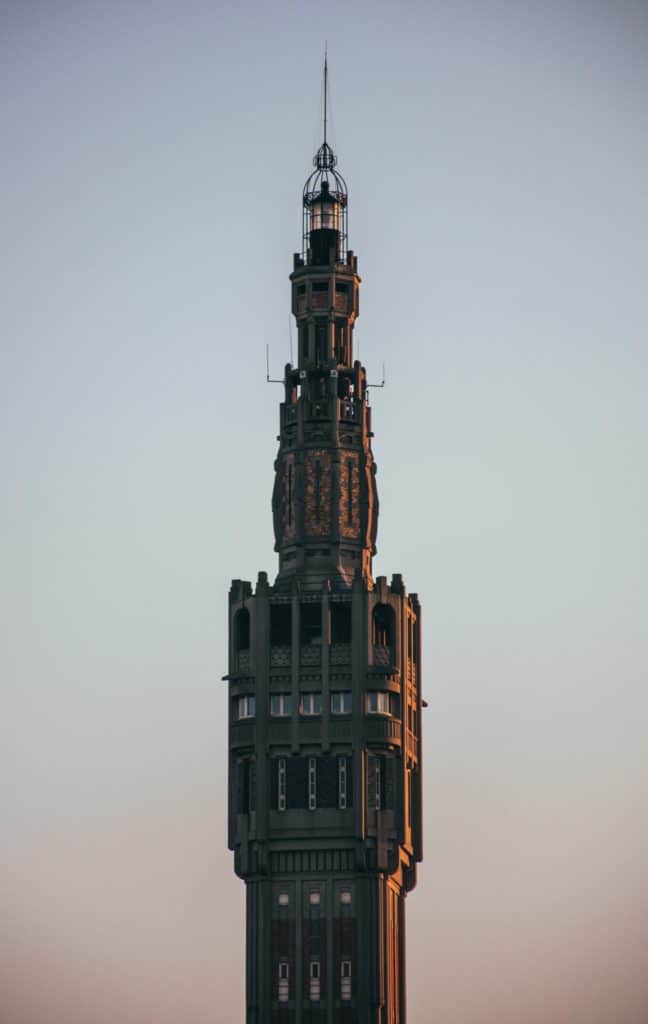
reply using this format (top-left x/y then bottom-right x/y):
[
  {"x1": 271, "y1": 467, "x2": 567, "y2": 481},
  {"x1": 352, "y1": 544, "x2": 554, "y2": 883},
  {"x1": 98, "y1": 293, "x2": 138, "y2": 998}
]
[{"x1": 302, "y1": 141, "x2": 348, "y2": 264}]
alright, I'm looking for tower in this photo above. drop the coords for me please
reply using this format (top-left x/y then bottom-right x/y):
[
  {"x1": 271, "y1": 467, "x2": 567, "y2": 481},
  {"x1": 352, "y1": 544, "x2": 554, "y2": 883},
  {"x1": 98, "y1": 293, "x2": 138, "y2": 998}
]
[{"x1": 226, "y1": 67, "x2": 423, "y2": 1024}]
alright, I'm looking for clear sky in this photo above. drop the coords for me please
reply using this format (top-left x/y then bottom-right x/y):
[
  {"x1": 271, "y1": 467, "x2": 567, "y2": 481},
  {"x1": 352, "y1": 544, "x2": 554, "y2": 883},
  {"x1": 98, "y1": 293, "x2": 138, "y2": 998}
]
[{"x1": 2, "y1": 2, "x2": 647, "y2": 1022}]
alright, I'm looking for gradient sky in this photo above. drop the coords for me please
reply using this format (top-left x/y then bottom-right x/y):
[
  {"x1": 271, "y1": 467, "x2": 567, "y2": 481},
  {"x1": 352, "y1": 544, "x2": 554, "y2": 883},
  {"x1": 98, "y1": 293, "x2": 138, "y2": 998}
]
[{"x1": 2, "y1": 2, "x2": 648, "y2": 1022}]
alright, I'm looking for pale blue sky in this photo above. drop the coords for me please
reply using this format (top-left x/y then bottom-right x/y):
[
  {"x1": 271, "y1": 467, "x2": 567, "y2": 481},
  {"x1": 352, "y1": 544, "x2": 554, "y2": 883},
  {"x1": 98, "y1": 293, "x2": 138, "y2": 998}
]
[{"x1": 2, "y1": 2, "x2": 647, "y2": 1022}]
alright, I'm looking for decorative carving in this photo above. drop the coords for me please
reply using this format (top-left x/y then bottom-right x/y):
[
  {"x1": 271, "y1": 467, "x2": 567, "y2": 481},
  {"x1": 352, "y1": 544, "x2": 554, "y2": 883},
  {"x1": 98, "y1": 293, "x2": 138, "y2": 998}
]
[
  {"x1": 339, "y1": 450, "x2": 360, "y2": 539},
  {"x1": 304, "y1": 449, "x2": 331, "y2": 536},
  {"x1": 281, "y1": 454, "x2": 296, "y2": 543}
]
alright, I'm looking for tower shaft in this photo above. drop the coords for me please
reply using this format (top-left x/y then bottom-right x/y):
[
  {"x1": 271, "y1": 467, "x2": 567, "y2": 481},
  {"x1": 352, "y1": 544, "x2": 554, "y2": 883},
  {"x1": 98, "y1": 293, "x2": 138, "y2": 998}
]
[{"x1": 226, "y1": 79, "x2": 423, "y2": 1022}]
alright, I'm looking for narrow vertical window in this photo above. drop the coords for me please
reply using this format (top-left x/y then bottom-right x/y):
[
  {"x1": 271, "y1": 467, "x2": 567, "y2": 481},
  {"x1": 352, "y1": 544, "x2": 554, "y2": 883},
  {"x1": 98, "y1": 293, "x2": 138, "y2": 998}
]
[
  {"x1": 237, "y1": 695, "x2": 255, "y2": 719},
  {"x1": 308, "y1": 757, "x2": 317, "y2": 811},
  {"x1": 309, "y1": 959, "x2": 321, "y2": 1001},
  {"x1": 346, "y1": 460, "x2": 352, "y2": 524},
  {"x1": 340, "y1": 960, "x2": 352, "y2": 1001},
  {"x1": 278, "y1": 757, "x2": 286, "y2": 812},
  {"x1": 287, "y1": 463, "x2": 293, "y2": 526},
  {"x1": 278, "y1": 960, "x2": 289, "y2": 1002},
  {"x1": 338, "y1": 756, "x2": 347, "y2": 810}
]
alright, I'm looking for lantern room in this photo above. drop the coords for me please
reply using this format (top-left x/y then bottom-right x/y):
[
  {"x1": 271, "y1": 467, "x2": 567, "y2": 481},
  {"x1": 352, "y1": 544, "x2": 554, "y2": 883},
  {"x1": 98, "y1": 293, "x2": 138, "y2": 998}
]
[{"x1": 302, "y1": 140, "x2": 348, "y2": 266}]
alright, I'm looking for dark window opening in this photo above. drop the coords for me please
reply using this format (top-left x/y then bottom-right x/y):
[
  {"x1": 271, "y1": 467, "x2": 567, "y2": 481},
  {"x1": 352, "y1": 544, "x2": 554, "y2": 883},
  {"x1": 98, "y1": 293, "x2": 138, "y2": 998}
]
[
  {"x1": 330, "y1": 603, "x2": 351, "y2": 644},
  {"x1": 335, "y1": 282, "x2": 348, "y2": 294},
  {"x1": 235, "y1": 608, "x2": 250, "y2": 651},
  {"x1": 301, "y1": 602, "x2": 321, "y2": 645},
  {"x1": 270, "y1": 604, "x2": 292, "y2": 646},
  {"x1": 315, "y1": 325, "x2": 327, "y2": 363},
  {"x1": 316, "y1": 756, "x2": 337, "y2": 808},
  {"x1": 297, "y1": 284, "x2": 306, "y2": 295},
  {"x1": 334, "y1": 323, "x2": 345, "y2": 363},
  {"x1": 286, "y1": 756, "x2": 308, "y2": 809},
  {"x1": 372, "y1": 604, "x2": 394, "y2": 647},
  {"x1": 312, "y1": 281, "x2": 328, "y2": 292},
  {"x1": 300, "y1": 324, "x2": 310, "y2": 363}
]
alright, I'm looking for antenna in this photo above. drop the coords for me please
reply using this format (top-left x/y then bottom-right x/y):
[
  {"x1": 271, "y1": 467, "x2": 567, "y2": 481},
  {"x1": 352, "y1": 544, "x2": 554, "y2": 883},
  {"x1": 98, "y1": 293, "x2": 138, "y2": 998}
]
[
  {"x1": 323, "y1": 44, "x2": 328, "y2": 145},
  {"x1": 366, "y1": 362, "x2": 387, "y2": 390},
  {"x1": 266, "y1": 344, "x2": 284, "y2": 385}
]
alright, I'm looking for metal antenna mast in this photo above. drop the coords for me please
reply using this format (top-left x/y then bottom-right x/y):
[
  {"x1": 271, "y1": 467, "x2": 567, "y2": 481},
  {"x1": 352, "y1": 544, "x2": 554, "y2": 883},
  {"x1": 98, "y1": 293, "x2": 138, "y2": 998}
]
[{"x1": 323, "y1": 45, "x2": 328, "y2": 145}]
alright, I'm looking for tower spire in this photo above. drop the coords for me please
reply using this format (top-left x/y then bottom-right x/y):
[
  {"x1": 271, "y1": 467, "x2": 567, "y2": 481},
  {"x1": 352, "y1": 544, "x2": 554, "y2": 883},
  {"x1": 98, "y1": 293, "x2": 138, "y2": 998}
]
[{"x1": 226, "y1": 78, "x2": 424, "y2": 1024}]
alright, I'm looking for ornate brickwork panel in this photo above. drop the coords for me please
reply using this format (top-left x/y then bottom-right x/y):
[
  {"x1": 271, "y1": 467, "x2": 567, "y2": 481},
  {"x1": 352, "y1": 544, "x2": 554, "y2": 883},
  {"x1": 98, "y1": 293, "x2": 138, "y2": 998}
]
[
  {"x1": 339, "y1": 450, "x2": 360, "y2": 540},
  {"x1": 282, "y1": 454, "x2": 296, "y2": 543},
  {"x1": 304, "y1": 449, "x2": 331, "y2": 536}
]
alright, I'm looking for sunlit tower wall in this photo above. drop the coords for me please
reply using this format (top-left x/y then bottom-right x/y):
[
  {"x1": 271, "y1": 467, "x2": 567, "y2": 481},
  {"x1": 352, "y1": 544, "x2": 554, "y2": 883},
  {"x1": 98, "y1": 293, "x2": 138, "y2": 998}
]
[{"x1": 225, "y1": 88, "x2": 423, "y2": 1024}]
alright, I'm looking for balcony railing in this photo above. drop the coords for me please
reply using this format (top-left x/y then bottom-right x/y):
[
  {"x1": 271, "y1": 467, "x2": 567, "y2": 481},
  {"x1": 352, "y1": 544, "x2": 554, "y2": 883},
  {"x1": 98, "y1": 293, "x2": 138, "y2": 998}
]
[
  {"x1": 365, "y1": 717, "x2": 402, "y2": 744},
  {"x1": 373, "y1": 645, "x2": 392, "y2": 667},
  {"x1": 301, "y1": 644, "x2": 321, "y2": 666},
  {"x1": 270, "y1": 646, "x2": 291, "y2": 667},
  {"x1": 330, "y1": 643, "x2": 351, "y2": 666}
]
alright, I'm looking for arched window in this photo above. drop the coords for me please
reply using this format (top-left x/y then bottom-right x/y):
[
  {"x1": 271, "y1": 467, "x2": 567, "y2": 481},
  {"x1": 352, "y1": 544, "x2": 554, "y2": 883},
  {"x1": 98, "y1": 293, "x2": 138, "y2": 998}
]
[
  {"x1": 372, "y1": 604, "x2": 394, "y2": 648},
  {"x1": 372, "y1": 604, "x2": 394, "y2": 668}
]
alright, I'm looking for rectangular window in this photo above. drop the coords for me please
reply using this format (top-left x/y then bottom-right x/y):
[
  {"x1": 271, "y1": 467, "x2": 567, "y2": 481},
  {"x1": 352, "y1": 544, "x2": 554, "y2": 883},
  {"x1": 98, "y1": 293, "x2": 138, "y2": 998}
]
[
  {"x1": 338, "y1": 756, "x2": 347, "y2": 810},
  {"x1": 308, "y1": 757, "x2": 317, "y2": 810},
  {"x1": 309, "y1": 960, "x2": 321, "y2": 1001},
  {"x1": 374, "y1": 756, "x2": 381, "y2": 810},
  {"x1": 278, "y1": 960, "x2": 289, "y2": 1002},
  {"x1": 237, "y1": 695, "x2": 255, "y2": 719},
  {"x1": 270, "y1": 693, "x2": 292, "y2": 716},
  {"x1": 341, "y1": 960, "x2": 352, "y2": 1001},
  {"x1": 330, "y1": 602, "x2": 351, "y2": 643},
  {"x1": 300, "y1": 692, "x2": 322, "y2": 716},
  {"x1": 278, "y1": 757, "x2": 287, "y2": 812},
  {"x1": 270, "y1": 603, "x2": 292, "y2": 646},
  {"x1": 331, "y1": 691, "x2": 352, "y2": 715},
  {"x1": 366, "y1": 691, "x2": 391, "y2": 715},
  {"x1": 301, "y1": 602, "x2": 322, "y2": 645}
]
